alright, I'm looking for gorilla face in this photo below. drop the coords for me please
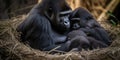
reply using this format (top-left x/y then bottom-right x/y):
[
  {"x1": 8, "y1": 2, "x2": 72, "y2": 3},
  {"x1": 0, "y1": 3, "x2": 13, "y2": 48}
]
[
  {"x1": 54, "y1": 11, "x2": 71, "y2": 33},
  {"x1": 59, "y1": 15, "x2": 70, "y2": 29},
  {"x1": 70, "y1": 18, "x2": 81, "y2": 30}
]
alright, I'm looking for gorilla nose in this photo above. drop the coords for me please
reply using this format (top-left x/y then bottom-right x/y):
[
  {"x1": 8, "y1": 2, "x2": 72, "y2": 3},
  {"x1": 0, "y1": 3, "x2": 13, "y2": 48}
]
[{"x1": 64, "y1": 21, "x2": 70, "y2": 25}]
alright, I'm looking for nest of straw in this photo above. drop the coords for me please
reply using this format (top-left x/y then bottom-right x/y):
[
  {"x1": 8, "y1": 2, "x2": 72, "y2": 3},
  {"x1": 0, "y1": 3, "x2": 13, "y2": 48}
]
[{"x1": 0, "y1": 15, "x2": 120, "y2": 60}]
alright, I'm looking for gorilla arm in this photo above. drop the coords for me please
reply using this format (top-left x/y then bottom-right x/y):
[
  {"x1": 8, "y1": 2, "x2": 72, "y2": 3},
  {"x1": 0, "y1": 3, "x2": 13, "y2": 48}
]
[{"x1": 17, "y1": 13, "x2": 71, "y2": 51}]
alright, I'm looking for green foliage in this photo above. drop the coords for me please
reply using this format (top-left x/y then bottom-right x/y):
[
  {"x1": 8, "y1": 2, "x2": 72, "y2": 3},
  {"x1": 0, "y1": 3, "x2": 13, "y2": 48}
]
[
  {"x1": 107, "y1": 11, "x2": 119, "y2": 26},
  {"x1": 110, "y1": 19, "x2": 117, "y2": 26}
]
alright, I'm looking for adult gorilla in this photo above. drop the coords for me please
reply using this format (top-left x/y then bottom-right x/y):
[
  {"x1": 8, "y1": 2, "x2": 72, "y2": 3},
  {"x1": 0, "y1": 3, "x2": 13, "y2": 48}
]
[{"x1": 17, "y1": 0, "x2": 72, "y2": 51}]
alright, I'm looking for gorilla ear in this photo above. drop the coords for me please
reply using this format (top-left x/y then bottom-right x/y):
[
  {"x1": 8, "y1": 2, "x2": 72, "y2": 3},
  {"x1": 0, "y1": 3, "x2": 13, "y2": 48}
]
[{"x1": 44, "y1": 8, "x2": 54, "y2": 20}]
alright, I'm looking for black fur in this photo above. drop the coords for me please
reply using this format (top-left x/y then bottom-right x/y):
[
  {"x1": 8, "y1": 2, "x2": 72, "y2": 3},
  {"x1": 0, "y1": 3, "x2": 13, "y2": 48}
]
[
  {"x1": 69, "y1": 7, "x2": 111, "y2": 45},
  {"x1": 67, "y1": 29, "x2": 108, "y2": 51},
  {"x1": 17, "y1": 0, "x2": 71, "y2": 51}
]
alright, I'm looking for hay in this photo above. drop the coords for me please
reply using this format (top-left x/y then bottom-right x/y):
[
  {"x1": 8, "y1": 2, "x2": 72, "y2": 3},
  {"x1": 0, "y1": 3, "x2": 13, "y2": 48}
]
[{"x1": 0, "y1": 15, "x2": 120, "y2": 60}]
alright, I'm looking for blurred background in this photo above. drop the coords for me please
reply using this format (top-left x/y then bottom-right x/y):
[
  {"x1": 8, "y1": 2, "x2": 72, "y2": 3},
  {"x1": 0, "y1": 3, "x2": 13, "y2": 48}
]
[{"x1": 0, "y1": 0, "x2": 119, "y2": 23}]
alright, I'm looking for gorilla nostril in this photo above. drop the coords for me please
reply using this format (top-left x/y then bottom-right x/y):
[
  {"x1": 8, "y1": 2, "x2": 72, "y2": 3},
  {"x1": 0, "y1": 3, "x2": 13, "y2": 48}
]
[
  {"x1": 65, "y1": 21, "x2": 70, "y2": 25},
  {"x1": 65, "y1": 21, "x2": 67, "y2": 23}
]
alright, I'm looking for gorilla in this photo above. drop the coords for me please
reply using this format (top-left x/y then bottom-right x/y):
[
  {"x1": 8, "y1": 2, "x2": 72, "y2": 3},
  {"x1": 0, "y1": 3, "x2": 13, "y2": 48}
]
[
  {"x1": 67, "y1": 29, "x2": 108, "y2": 51},
  {"x1": 17, "y1": 0, "x2": 72, "y2": 51},
  {"x1": 69, "y1": 7, "x2": 111, "y2": 45}
]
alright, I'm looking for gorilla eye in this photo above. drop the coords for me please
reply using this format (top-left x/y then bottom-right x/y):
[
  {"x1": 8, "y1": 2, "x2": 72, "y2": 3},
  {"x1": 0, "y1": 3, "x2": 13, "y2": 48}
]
[{"x1": 60, "y1": 19, "x2": 63, "y2": 23}]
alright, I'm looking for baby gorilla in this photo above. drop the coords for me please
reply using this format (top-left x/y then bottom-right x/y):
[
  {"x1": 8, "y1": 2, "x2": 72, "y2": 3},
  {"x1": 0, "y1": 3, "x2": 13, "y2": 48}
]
[
  {"x1": 69, "y1": 7, "x2": 111, "y2": 45},
  {"x1": 67, "y1": 15, "x2": 108, "y2": 51},
  {"x1": 67, "y1": 30, "x2": 90, "y2": 51},
  {"x1": 67, "y1": 29, "x2": 108, "y2": 51}
]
